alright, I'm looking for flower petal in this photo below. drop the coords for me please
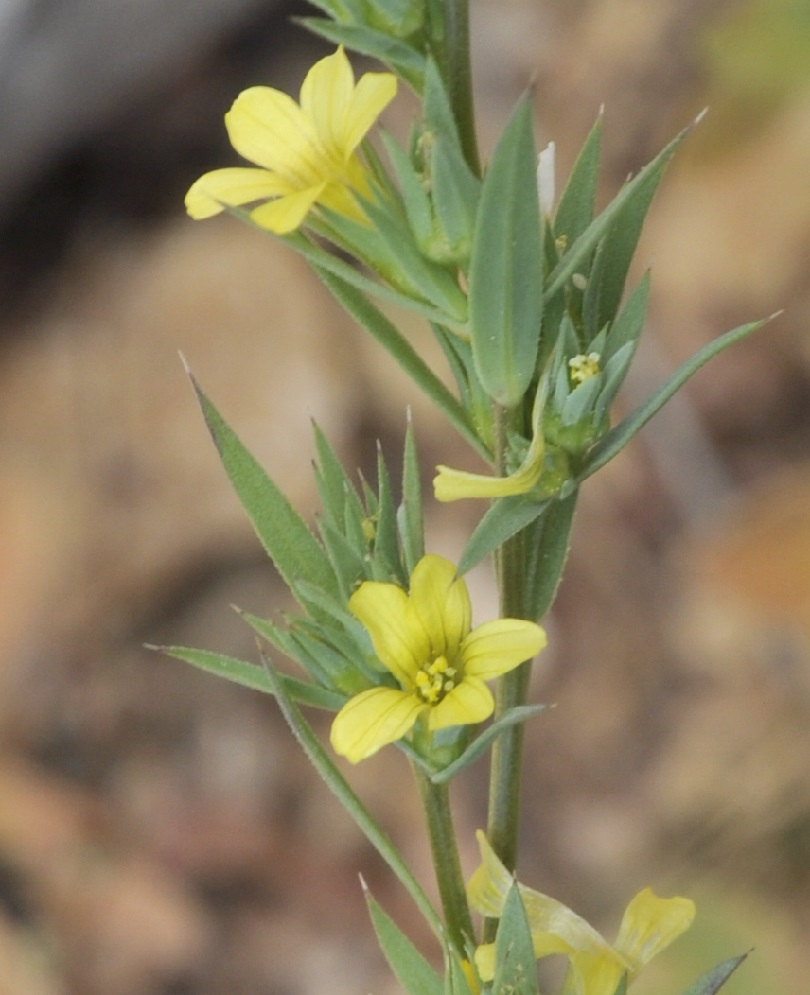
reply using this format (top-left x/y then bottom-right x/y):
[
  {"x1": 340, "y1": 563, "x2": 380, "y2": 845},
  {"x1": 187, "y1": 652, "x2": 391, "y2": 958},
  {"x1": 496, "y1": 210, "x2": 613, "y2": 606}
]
[
  {"x1": 250, "y1": 184, "x2": 324, "y2": 234},
  {"x1": 330, "y1": 687, "x2": 423, "y2": 762},
  {"x1": 563, "y1": 951, "x2": 625, "y2": 995},
  {"x1": 184, "y1": 167, "x2": 289, "y2": 219},
  {"x1": 349, "y1": 581, "x2": 428, "y2": 686},
  {"x1": 463, "y1": 619, "x2": 546, "y2": 679},
  {"x1": 225, "y1": 86, "x2": 322, "y2": 183},
  {"x1": 428, "y1": 677, "x2": 493, "y2": 731},
  {"x1": 614, "y1": 888, "x2": 695, "y2": 975},
  {"x1": 299, "y1": 46, "x2": 355, "y2": 157},
  {"x1": 342, "y1": 70, "x2": 398, "y2": 153},
  {"x1": 408, "y1": 554, "x2": 471, "y2": 661}
]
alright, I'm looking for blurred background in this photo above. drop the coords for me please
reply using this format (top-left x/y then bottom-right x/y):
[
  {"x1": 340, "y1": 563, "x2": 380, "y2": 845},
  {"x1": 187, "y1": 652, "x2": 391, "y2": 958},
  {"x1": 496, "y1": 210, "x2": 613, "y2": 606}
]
[{"x1": 1, "y1": 0, "x2": 810, "y2": 992}]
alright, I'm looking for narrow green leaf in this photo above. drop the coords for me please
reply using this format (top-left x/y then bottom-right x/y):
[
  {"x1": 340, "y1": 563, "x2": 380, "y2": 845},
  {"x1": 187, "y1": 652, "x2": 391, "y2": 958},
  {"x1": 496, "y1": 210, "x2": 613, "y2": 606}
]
[
  {"x1": 522, "y1": 488, "x2": 578, "y2": 621},
  {"x1": 187, "y1": 372, "x2": 335, "y2": 601},
  {"x1": 312, "y1": 422, "x2": 355, "y2": 531},
  {"x1": 492, "y1": 883, "x2": 540, "y2": 995},
  {"x1": 457, "y1": 495, "x2": 549, "y2": 576},
  {"x1": 294, "y1": 18, "x2": 427, "y2": 89},
  {"x1": 680, "y1": 952, "x2": 749, "y2": 995},
  {"x1": 603, "y1": 271, "x2": 651, "y2": 362},
  {"x1": 365, "y1": 889, "x2": 444, "y2": 995},
  {"x1": 382, "y1": 132, "x2": 434, "y2": 248},
  {"x1": 430, "y1": 706, "x2": 545, "y2": 783},
  {"x1": 372, "y1": 445, "x2": 405, "y2": 583},
  {"x1": 546, "y1": 122, "x2": 692, "y2": 300},
  {"x1": 445, "y1": 949, "x2": 477, "y2": 995},
  {"x1": 581, "y1": 315, "x2": 774, "y2": 481},
  {"x1": 468, "y1": 95, "x2": 543, "y2": 406},
  {"x1": 398, "y1": 418, "x2": 425, "y2": 575},
  {"x1": 154, "y1": 646, "x2": 343, "y2": 709},
  {"x1": 311, "y1": 266, "x2": 486, "y2": 458},
  {"x1": 554, "y1": 112, "x2": 603, "y2": 245},
  {"x1": 260, "y1": 651, "x2": 444, "y2": 939}
]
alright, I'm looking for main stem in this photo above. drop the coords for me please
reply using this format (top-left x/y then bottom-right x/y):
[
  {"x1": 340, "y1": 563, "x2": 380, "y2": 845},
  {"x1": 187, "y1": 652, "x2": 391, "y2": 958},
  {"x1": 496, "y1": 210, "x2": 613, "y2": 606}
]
[
  {"x1": 485, "y1": 404, "x2": 532, "y2": 938},
  {"x1": 414, "y1": 767, "x2": 475, "y2": 953}
]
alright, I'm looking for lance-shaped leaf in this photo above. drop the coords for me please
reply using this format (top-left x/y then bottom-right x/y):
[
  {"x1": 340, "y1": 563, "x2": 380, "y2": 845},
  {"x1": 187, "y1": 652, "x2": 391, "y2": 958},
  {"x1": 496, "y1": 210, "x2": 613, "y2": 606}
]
[
  {"x1": 187, "y1": 370, "x2": 336, "y2": 601},
  {"x1": 492, "y1": 883, "x2": 540, "y2": 995},
  {"x1": 153, "y1": 646, "x2": 344, "y2": 710},
  {"x1": 468, "y1": 95, "x2": 543, "y2": 407},
  {"x1": 580, "y1": 314, "x2": 776, "y2": 481},
  {"x1": 364, "y1": 887, "x2": 444, "y2": 995},
  {"x1": 522, "y1": 488, "x2": 577, "y2": 622},
  {"x1": 457, "y1": 494, "x2": 550, "y2": 576},
  {"x1": 554, "y1": 111, "x2": 603, "y2": 245},
  {"x1": 430, "y1": 706, "x2": 545, "y2": 783},
  {"x1": 680, "y1": 952, "x2": 749, "y2": 995}
]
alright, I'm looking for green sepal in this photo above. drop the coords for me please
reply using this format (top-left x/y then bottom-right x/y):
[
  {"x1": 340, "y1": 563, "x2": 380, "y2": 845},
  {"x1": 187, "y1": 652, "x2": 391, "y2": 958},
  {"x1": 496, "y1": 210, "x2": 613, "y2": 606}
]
[
  {"x1": 546, "y1": 121, "x2": 692, "y2": 300},
  {"x1": 398, "y1": 418, "x2": 425, "y2": 575},
  {"x1": 152, "y1": 645, "x2": 344, "y2": 710},
  {"x1": 522, "y1": 487, "x2": 577, "y2": 621},
  {"x1": 492, "y1": 882, "x2": 540, "y2": 995},
  {"x1": 554, "y1": 111, "x2": 603, "y2": 246},
  {"x1": 468, "y1": 95, "x2": 543, "y2": 407},
  {"x1": 430, "y1": 706, "x2": 545, "y2": 783},
  {"x1": 680, "y1": 952, "x2": 749, "y2": 995},
  {"x1": 295, "y1": 18, "x2": 426, "y2": 89},
  {"x1": 610, "y1": 975, "x2": 628, "y2": 995},
  {"x1": 580, "y1": 314, "x2": 775, "y2": 481},
  {"x1": 187, "y1": 370, "x2": 337, "y2": 603},
  {"x1": 457, "y1": 494, "x2": 550, "y2": 576},
  {"x1": 364, "y1": 887, "x2": 444, "y2": 995},
  {"x1": 260, "y1": 650, "x2": 444, "y2": 939},
  {"x1": 308, "y1": 266, "x2": 485, "y2": 457}
]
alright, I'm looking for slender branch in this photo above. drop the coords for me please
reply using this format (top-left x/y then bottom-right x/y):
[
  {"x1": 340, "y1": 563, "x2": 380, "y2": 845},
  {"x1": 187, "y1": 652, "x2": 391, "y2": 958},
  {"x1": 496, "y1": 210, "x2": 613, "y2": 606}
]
[{"x1": 414, "y1": 766, "x2": 475, "y2": 952}]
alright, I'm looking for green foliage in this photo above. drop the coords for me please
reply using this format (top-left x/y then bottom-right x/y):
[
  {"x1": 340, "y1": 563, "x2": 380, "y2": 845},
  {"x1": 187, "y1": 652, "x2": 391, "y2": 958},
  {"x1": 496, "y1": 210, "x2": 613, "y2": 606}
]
[
  {"x1": 492, "y1": 884, "x2": 540, "y2": 995},
  {"x1": 468, "y1": 96, "x2": 543, "y2": 407},
  {"x1": 680, "y1": 952, "x2": 749, "y2": 995},
  {"x1": 365, "y1": 889, "x2": 444, "y2": 995}
]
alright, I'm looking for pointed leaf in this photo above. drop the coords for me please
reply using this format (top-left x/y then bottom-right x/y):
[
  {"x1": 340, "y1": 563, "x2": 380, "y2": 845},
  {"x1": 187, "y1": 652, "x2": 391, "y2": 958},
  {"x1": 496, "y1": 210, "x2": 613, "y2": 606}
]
[
  {"x1": 581, "y1": 315, "x2": 774, "y2": 480},
  {"x1": 365, "y1": 889, "x2": 444, "y2": 995},
  {"x1": 680, "y1": 952, "x2": 749, "y2": 995},
  {"x1": 522, "y1": 488, "x2": 578, "y2": 621},
  {"x1": 554, "y1": 112, "x2": 603, "y2": 245},
  {"x1": 154, "y1": 646, "x2": 343, "y2": 709},
  {"x1": 492, "y1": 883, "x2": 540, "y2": 995},
  {"x1": 398, "y1": 418, "x2": 424, "y2": 575},
  {"x1": 187, "y1": 373, "x2": 335, "y2": 601},
  {"x1": 430, "y1": 706, "x2": 545, "y2": 783},
  {"x1": 468, "y1": 95, "x2": 543, "y2": 407},
  {"x1": 457, "y1": 494, "x2": 549, "y2": 576}
]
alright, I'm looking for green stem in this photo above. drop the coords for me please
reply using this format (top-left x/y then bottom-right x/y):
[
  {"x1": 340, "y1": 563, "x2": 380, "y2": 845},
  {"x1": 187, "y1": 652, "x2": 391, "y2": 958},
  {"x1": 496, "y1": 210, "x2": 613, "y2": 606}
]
[
  {"x1": 484, "y1": 404, "x2": 532, "y2": 939},
  {"x1": 443, "y1": 0, "x2": 481, "y2": 176},
  {"x1": 414, "y1": 766, "x2": 475, "y2": 952}
]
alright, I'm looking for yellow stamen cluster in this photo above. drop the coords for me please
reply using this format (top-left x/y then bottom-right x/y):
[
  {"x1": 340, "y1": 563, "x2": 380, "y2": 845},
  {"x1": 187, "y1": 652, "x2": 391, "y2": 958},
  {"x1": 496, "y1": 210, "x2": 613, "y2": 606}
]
[
  {"x1": 569, "y1": 352, "x2": 601, "y2": 384},
  {"x1": 415, "y1": 656, "x2": 457, "y2": 704}
]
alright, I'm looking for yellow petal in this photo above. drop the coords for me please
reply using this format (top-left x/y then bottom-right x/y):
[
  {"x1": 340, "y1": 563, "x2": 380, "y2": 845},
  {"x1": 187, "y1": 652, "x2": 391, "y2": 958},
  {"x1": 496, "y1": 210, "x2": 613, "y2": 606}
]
[
  {"x1": 614, "y1": 888, "x2": 696, "y2": 975},
  {"x1": 563, "y1": 951, "x2": 625, "y2": 995},
  {"x1": 250, "y1": 184, "x2": 324, "y2": 234},
  {"x1": 462, "y1": 619, "x2": 546, "y2": 679},
  {"x1": 349, "y1": 580, "x2": 428, "y2": 686},
  {"x1": 428, "y1": 677, "x2": 493, "y2": 731},
  {"x1": 342, "y1": 70, "x2": 398, "y2": 152},
  {"x1": 184, "y1": 167, "x2": 289, "y2": 219},
  {"x1": 299, "y1": 46, "x2": 356, "y2": 157},
  {"x1": 225, "y1": 86, "x2": 322, "y2": 183},
  {"x1": 407, "y1": 554, "x2": 471, "y2": 661},
  {"x1": 330, "y1": 687, "x2": 423, "y2": 762}
]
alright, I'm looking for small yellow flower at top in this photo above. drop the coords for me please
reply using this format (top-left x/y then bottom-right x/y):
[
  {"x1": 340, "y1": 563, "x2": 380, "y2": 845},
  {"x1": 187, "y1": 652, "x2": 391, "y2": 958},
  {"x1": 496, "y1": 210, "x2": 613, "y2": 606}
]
[
  {"x1": 569, "y1": 352, "x2": 601, "y2": 385},
  {"x1": 329, "y1": 554, "x2": 546, "y2": 763},
  {"x1": 185, "y1": 47, "x2": 397, "y2": 234},
  {"x1": 468, "y1": 830, "x2": 695, "y2": 995}
]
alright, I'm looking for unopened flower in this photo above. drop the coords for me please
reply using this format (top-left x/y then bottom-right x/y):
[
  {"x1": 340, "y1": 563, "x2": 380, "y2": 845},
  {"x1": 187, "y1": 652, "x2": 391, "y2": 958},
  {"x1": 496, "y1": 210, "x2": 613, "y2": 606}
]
[
  {"x1": 329, "y1": 555, "x2": 546, "y2": 763},
  {"x1": 185, "y1": 47, "x2": 396, "y2": 234},
  {"x1": 537, "y1": 140, "x2": 556, "y2": 216},
  {"x1": 469, "y1": 830, "x2": 695, "y2": 995},
  {"x1": 569, "y1": 352, "x2": 601, "y2": 384}
]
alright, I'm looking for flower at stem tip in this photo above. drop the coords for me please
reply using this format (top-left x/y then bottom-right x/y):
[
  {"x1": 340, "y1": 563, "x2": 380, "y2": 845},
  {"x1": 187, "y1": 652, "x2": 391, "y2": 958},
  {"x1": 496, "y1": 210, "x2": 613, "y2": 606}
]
[
  {"x1": 329, "y1": 555, "x2": 546, "y2": 763},
  {"x1": 468, "y1": 831, "x2": 695, "y2": 995},
  {"x1": 185, "y1": 47, "x2": 397, "y2": 234}
]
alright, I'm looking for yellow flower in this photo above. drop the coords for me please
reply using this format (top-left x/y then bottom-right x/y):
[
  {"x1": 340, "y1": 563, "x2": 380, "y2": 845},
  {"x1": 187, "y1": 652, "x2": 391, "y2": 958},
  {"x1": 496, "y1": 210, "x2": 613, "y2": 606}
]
[
  {"x1": 468, "y1": 831, "x2": 695, "y2": 995},
  {"x1": 329, "y1": 555, "x2": 546, "y2": 763},
  {"x1": 185, "y1": 47, "x2": 397, "y2": 234}
]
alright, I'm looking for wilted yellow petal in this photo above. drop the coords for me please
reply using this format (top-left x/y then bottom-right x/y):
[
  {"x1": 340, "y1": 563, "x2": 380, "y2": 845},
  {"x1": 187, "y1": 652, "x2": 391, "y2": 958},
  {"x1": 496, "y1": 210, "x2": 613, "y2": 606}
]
[
  {"x1": 330, "y1": 687, "x2": 423, "y2": 762},
  {"x1": 614, "y1": 888, "x2": 696, "y2": 974}
]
